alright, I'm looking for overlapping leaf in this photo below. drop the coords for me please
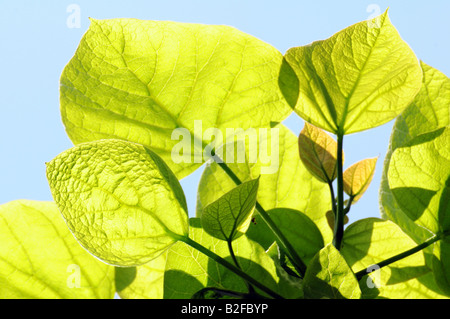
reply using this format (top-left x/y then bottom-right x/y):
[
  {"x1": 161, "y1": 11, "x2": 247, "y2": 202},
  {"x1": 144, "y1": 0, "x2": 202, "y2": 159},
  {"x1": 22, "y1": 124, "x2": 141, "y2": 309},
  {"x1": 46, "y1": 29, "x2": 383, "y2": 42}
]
[
  {"x1": 201, "y1": 178, "x2": 259, "y2": 241},
  {"x1": 341, "y1": 218, "x2": 447, "y2": 298},
  {"x1": 303, "y1": 243, "x2": 361, "y2": 299},
  {"x1": 380, "y1": 62, "x2": 450, "y2": 243},
  {"x1": 196, "y1": 124, "x2": 333, "y2": 243},
  {"x1": 46, "y1": 139, "x2": 189, "y2": 267},
  {"x1": 298, "y1": 122, "x2": 341, "y2": 183},
  {"x1": 343, "y1": 157, "x2": 377, "y2": 202},
  {"x1": 0, "y1": 200, "x2": 115, "y2": 299},
  {"x1": 163, "y1": 218, "x2": 282, "y2": 298}
]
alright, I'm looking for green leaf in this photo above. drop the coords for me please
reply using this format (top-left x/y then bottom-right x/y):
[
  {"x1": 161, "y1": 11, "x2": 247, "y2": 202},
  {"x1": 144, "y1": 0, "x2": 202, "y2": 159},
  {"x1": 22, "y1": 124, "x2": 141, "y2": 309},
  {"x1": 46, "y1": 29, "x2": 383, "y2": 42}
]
[
  {"x1": 283, "y1": 10, "x2": 422, "y2": 134},
  {"x1": 343, "y1": 157, "x2": 378, "y2": 203},
  {"x1": 0, "y1": 200, "x2": 115, "y2": 299},
  {"x1": 246, "y1": 208, "x2": 324, "y2": 266},
  {"x1": 46, "y1": 139, "x2": 189, "y2": 267},
  {"x1": 432, "y1": 239, "x2": 450, "y2": 296},
  {"x1": 115, "y1": 251, "x2": 168, "y2": 299},
  {"x1": 60, "y1": 18, "x2": 294, "y2": 179},
  {"x1": 341, "y1": 218, "x2": 447, "y2": 299},
  {"x1": 298, "y1": 122, "x2": 342, "y2": 183},
  {"x1": 303, "y1": 243, "x2": 361, "y2": 299},
  {"x1": 201, "y1": 178, "x2": 259, "y2": 241},
  {"x1": 380, "y1": 62, "x2": 450, "y2": 243},
  {"x1": 196, "y1": 124, "x2": 333, "y2": 243},
  {"x1": 388, "y1": 128, "x2": 450, "y2": 235},
  {"x1": 164, "y1": 218, "x2": 282, "y2": 298}
]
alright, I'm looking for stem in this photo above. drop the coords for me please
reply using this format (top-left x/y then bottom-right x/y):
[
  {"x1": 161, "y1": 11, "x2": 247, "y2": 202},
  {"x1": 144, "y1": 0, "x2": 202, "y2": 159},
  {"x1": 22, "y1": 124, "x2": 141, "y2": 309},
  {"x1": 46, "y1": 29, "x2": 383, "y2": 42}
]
[
  {"x1": 227, "y1": 239, "x2": 256, "y2": 295},
  {"x1": 180, "y1": 236, "x2": 284, "y2": 299},
  {"x1": 227, "y1": 240, "x2": 241, "y2": 270},
  {"x1": 327, "y1": 181, "x2": 337, "y2": 215},
  {"x1": 332, "y1": 133, "x2": 345, "y2": 250},
  {"x1": 211, "y1": 152, "x2": 307, "y2": 277},
  {"x1": 255, "y1": 202, "x2": 306, "y2": 276},
  {"x1": 355, "y1": 234, "x2": 442, "y2": 281}
]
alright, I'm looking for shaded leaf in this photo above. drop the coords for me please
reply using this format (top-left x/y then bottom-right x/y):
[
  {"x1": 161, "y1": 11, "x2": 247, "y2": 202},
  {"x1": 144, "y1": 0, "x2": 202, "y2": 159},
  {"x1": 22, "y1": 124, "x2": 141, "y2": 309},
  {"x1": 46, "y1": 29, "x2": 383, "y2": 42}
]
[
  {"x1": 298, "y1": 122, "x2": 342, "y2": 183},
  {"x1": 201, "y1": 178, "x2": 259, "y2": 241},
  {"x1": 303, "y1": 243, "x2": 361, "y2": 299}
]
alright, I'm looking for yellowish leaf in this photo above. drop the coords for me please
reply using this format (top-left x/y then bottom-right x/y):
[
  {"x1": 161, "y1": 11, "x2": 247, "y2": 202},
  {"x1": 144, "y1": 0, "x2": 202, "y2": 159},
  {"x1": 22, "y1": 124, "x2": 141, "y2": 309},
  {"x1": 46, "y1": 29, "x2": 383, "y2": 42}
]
[
  {"x1": 343, "y1": 157, "x2": 378, "y2": 202},
  {"x1": 298, "y1": 122, "x2": 343, "y2": 183}
]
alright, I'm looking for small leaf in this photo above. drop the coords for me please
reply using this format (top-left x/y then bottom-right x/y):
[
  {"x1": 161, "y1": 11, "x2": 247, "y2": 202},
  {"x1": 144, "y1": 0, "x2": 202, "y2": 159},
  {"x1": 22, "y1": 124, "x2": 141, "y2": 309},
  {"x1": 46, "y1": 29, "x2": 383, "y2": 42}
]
[
  {"x1": 0, "y1": 200, "x2": 115, "y2": 299},
  {"x1": 283, "y1": 10, "x2": 422, "y2": 134},
  {"x1": 196, "y1": 124, "x2": 333, "y2": 244},
  {"x1": 164, "y1": 218, "x2": 280, "y2": 299},
  {"x1": 298, "y1": 122, "x2": 342, "y2": 183},
  {"x1": 325, "y1": 210, "x2": 349, "y2": 231},
  {"x1": 46, "y1": 139, "x2": 189, "y2": 267},
  {"x1": 201, "y1": 178, "x2": 259, "y2": 241},
  {"x1": 303, "y1": 243, "x2": 361, "y2": 299},
  {"x1": 343, "y1": 157, "x2": 378, "y2": 202}
]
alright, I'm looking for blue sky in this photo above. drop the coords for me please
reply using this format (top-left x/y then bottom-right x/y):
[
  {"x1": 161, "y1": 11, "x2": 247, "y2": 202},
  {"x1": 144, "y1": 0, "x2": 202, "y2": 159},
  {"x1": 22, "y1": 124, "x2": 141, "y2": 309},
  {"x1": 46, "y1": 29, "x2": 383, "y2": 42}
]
[{"x1": 0, "y1": 0, "x2": 449, "y2": 224}]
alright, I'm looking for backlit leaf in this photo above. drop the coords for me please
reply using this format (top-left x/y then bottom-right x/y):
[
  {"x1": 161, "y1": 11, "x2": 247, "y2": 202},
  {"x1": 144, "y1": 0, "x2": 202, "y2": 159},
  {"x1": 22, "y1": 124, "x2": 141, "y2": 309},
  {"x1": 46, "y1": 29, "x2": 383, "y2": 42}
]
[
  {"x1": 60, "y1": 18, "x2": 294, "y2": 179},
  {"x1": 298, "y1": 122, "x2": 342, "y2": 183},
  {"x1": 196, "y1": 124, "x2": 333, "y2": 244},
  {"x1": 303, "y1": 243, "x2": 361, "y2": 299},
  {"x1": 343, "y1": 157, "x2": 377, "y2": 202},
  {"x1": 0, "y1": 200, "x2": 115, "y2": 299},
  {"x1": 283, "y1": 10, "x2": 422, "y2": 134},
  {"x1": 46, "y1": 139, "x2": 189, "y2": 267},
  {"x1": 380, "y1": 62, "x2": 450, "y2": 243}
]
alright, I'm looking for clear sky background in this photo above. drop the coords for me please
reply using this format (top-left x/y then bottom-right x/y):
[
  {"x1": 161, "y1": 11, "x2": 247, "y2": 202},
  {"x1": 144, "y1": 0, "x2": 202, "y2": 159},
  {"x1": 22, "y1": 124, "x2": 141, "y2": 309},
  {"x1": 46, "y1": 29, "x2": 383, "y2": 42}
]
[{"x1": 1, "y1": 1, "x2": 449, "y2": 225}]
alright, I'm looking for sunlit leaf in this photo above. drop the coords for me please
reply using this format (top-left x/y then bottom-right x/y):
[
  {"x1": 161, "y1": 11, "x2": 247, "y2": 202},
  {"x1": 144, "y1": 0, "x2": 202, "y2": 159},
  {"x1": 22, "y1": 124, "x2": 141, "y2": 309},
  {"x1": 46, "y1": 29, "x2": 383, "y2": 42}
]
[
  {"x1": 0, "y1": 200, "x2": 115, "y2": 299},
  {"x1": 283, "y1": 10, "x2": 422, "y2": 134},
  {"x1": 46, "y1": 139, "x2": 189, "y2": 267},
  {"x1": 164, "y1": 218, "x2": 282, "y2": 298},
  {"x1": 380, "y1": 62, "x2": 450, "y2": 243},
  {"x1": 343, "y1": 157, "x2": 378, "y2": 202},
  {"x1": 60, "y1": 18, "x2": 294, "y2": 179}
]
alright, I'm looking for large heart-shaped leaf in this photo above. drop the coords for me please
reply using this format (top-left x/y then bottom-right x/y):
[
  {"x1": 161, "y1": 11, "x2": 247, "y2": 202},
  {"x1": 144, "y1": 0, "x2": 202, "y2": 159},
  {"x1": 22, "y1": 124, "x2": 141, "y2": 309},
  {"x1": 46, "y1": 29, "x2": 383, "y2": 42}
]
[
  {"x1": 46, "y1": 139, "x2": 189, "y2": 267},
  {"x1": 0, "y1": 200, "x2": 115, "y2": 299},
  {"x1": 60, "y1": 18, "x2": 294, "y2": 179},
  {"x1": 283, "y1": 10, "x2": 422, "y2": 134}
]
